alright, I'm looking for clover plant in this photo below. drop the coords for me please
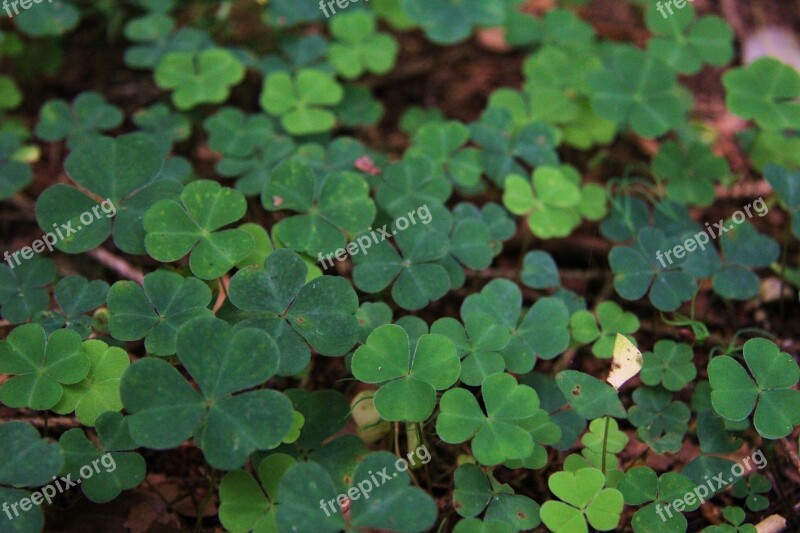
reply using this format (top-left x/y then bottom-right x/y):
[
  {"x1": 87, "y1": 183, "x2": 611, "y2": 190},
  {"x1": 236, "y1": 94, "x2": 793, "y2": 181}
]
[{"x1": 1, "y1": 2, "x2": 797, "y2": 532}]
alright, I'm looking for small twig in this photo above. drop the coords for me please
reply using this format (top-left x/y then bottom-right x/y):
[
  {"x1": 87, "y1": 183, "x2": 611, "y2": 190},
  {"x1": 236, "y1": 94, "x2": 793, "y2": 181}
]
[{"x1": 87, "y1": 247, "x2": 144, "y2": 284}]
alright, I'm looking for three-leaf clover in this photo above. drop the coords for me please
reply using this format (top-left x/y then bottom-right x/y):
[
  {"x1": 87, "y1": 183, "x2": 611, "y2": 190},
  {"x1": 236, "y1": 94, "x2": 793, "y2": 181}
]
[
  {"x1": 431, "y1": 313, "x2": 510, "y2": 386},
  {"x1": 617, "y1": 466, "x2": 701, "y2": 533},
  {"x1": 261, "y1": 160, "x2": 376, "y2": 257},
  {"x1": 219, "y1": 453, "x2": 296, "y2": 533},
  {"x1": 437, "y1": 373, "x2": 540, "y2": 466},
  {"x1": 154, "y1": 48, "x2": 246, "y2": 110},
  {"x1": 399, "y1": 0, "x2": 506, "y2": 45},
  {"x1": 328, "y1": 11, "x2": 399, "y2": 79},
  {"x1": 588, "y1": 46, "x2": 692, "y2": 137},
  {"x1": 641, "y1": 340, "x2": 697, "y2": 391},
  {"x1": 628, "y1": 386, "x2": 690, "y2": 454},
  {"x1": 708, "y1": 338, "x2": 800, "y2": 439},
  {"x1": 0, "y1": 256, "x2": 56, "y2": 324},
  {"x1": 645, "y1": 3, "x2": 734, "y2": 74},
  {"x1": 569, "y1": 301, "x2": 640, "y2": 358},
  {"x1": 120, "y1": 316, "x2": 294, "y2": 469},
  {"x1": 453, "y1": 463, "x2": 541, "y2": 530},
  {"x1": 107, "y1": 270, "x2": 213, "y2": 356},
  {"x1": 35, "y1": 133, "x2": 183, "y2": 254},
  {"x1": 144, "y1": 180, "x2": 254, "y2": 280},
  {"x1": 407, "y1": 122, "x2": 483, "y2": 188},
  {"x1": 260, "y1": 69, "x2": 344, "y2": 135},
  {"x1": 352, "y1": 324, "x2": 459, "y2": 422},
  {"x1": 0, "y1": 323, "x2": 89, "y2": 410},
  {"x1": 0, "y1": 422, "x2": 64, "y2": 533},
  {"x1": 504, "y1": 166, "x2": 605, "y2": 239},
  {"x1": 277, "y1": 452, "x2": 436, "y2": 532},
  {"x1": 58, "y1": 422, "x2": 145, "y2": 502},
  {"x1": 35, "y1": 92, "x2": 123, "y2": 148},
  {"x1": 228, "y1": 249, "x2": 359, "y2": 375},
  {"x1": 540, "y1": 467, "x2": 624, "y2": 532},
  {"x1": 52, "y1": 339, "x2": 129, "y2": 426},
  {"x1": 723, "y1": 57, "x2": 800, "y2": 131},
  {"x1": 652, "y1": 141, "x2": 730, "y2": 207},
  {"x1": 352, "y1": 223, "x2": 451, "y2": 311},
  {"x1": 34, "y1": 275, "x2": 109, "y2": 338}
]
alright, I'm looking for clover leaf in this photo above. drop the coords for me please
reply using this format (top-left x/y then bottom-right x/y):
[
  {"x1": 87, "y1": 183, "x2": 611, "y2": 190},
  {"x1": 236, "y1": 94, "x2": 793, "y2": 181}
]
[
  {"x1": 58, "y1": 427, "x2": 145, "y2": 503},
  {"x1": 470, "y1": 109, "x2": 560, "y2": 185},
  {"x1": 629, "y1": 386, "x2": 690, "y2": 454},
  {"x1": 645, "y1": 3, "x2": 734, "y2": 74},
  {"x1": 132, "y1": 103, "x2": 191, "y2": 154},
  {"x1": 262, "y1": 160, "x2": 375, "y2": 257},
  {"x1": 35, "y1": 133, "x2": 183, "y2": 254},
  {"x1": 610, "y1": 227, "x2": 697, "y2": 312},
  {"x1": 260, "y1": 69, "x2": 344, "y2": 135},
  {"x1": 708, "y1": 338, "x2": 800, "y2": 439},
  {"x1": 555, "y1": 370, "x2": 627, "y2": 420},
  {"x1": 51, "y1": 339, "x2": 128, "y2": 426},
  {"x1": 328, "y1": 11, "x2": 399, "y2": 79},
  {"x1": 641, "y1": 340, "x2": 696, "y2": 391},
  {"x1": 617, "y1": 466, "x2": 700, "y2": 533},
  {"x1": 219, "y1": 453, "x2": 296, "y2": 533},
  {"x1": 704, "y1": 506, "x2": 757, "y2": 533},
  {"x1": 713, "y1": 221, "x2": 779, "y2": 301},
  {"x1": 124, "y1": 15, "x2": 212, "y2": 69},
  {"x1": 277, "y1": 452, "x2": 436, "y2": 532},
  {"x1": 0, "y1": 323, "x2": 89, "y2": 410},
  {"x1": 723, "y1": 57, "x2": 800, "y2": 131},
  {"x1": 588, "y1": 46, "x2": 691, "y2": 137},
  {"x1": 108, "y1": 270, "x2": 213, "y2": 356},
  {"x1": 407, "y1": 121, "x2": 483, "y2": 188},
  {"x1": 35, "y1": 91, "x2": 123, "y2": 149},
  {"x1": 652, "y1": 141, "x2": 730, "y2": 207},
  {"x1": 352, "y1": 223, "x2": 451, "y2": 311},
  {"x1": 570, "y1": 302, "x2": 639, "y2": 358},
  {"x1": 579, "y1": 418, "x2": 628, "y2": 471},
  {"x1": 34, "y1": 275, "x2": 108, "y2": 339},
  {"x1": 731, "y1": 473, "x2": 771, "y2": 513},
  {"x1": 765, "y1": 164, "x2": 800, "y2": 238},
  {"x1": 0, "y1": 76, "x2": 21, "y2": 111},
  {"x1": 431, "y1": 313, "x2": 510, "y2": 386},
  {"x1": 0, "y1": 421, "x2": 64, "y2": 533},
  {"x1": 0, "y1": 256, "x2": 56, "y2": 324},
  {"x1": 353, "y1": 324, "x2": 459, "y2": 422},
  {"x1": 144, "y1": 180, "x2": 254, "y2": 279},
  {"x1": 437, "y1": 373, "x2": 540, "y2": 466},
  {"x1": 155, "y1": 47, "x2": 245, "y2": 110},
  {"x1": 374, "y1": 157, "x2": 451, "y2": 217},
  {"x1": 120, "y1": 316, "x2": 294, "y2": 469},
  {"x1": 461, "y1": 281, "x2": 571, "y2": 371},
  {"x1": 504, "y1": 166, "x2": 603, "y2": 239},
  {"x1": 204, "y1": 109, "x2": 296, "y2": 197},
  {"x1": 540, "y1": 467, "x2": 623, "y2": 532},
  {"x1": 13, "y1": 0, "x2": 79, "y2": 37},
  {"x1": 0, "y1": 130, "x2": 32, "y2": 200},
  {"x1": 228, "y1": 249, "x2": 359, "y2": 375},
  {"x1": 453, "y1": 464, "x2": 541, "y2": 530},
  {"x1": 400, "y1": 0, "x2": 506, "y2": 45}
]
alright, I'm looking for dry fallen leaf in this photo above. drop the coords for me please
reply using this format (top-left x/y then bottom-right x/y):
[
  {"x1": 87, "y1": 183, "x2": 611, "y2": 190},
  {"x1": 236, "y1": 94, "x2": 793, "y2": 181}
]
[{"x1": 607, "y1": 334, "x2": 643, "y2": 390}]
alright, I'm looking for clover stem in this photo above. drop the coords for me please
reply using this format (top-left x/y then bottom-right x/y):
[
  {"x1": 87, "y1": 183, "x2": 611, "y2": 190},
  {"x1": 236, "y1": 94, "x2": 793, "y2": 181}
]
[
  {"x1": 600, "y1": 416, "x2": 610, "y2": 475},
  {"x1": 195, "y1": 467, "x2": 216, "y2": 533}
]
